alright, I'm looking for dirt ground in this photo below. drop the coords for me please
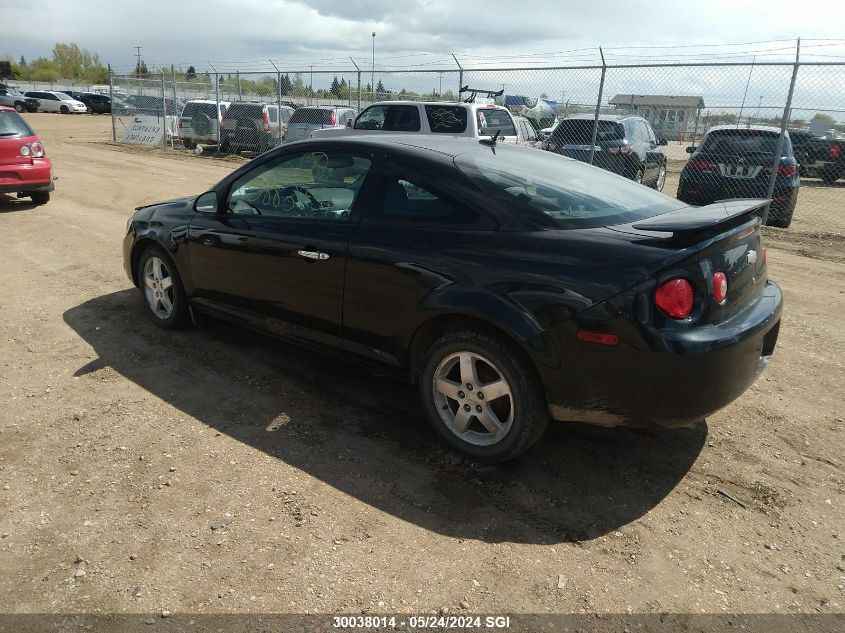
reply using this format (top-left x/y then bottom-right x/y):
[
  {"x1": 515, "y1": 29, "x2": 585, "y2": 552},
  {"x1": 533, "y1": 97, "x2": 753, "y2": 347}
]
[{"x1": 1, "y1": 114, "x2": 844, "y2": 617}]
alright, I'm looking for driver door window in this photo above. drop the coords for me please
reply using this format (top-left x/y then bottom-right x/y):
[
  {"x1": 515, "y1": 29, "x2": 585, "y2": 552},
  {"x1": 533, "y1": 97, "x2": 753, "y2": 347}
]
[
  {"x1": 354, "y1": 105, "x2": 388, "y2": 130},
  {"x1": 227, "y1": 151, "x2": 372, "y2": 221}
]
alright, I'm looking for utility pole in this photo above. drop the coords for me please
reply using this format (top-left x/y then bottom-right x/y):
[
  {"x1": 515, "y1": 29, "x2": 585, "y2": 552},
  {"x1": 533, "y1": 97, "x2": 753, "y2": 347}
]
[{"x1": 134, "y1": 46, "x2": 142, "y2": 75}]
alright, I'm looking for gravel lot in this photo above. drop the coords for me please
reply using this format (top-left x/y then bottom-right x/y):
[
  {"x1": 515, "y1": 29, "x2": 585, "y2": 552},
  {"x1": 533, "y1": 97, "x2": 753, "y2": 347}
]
[{"x1": 1, "y1": 114, "x2": 844, "y2": 617}]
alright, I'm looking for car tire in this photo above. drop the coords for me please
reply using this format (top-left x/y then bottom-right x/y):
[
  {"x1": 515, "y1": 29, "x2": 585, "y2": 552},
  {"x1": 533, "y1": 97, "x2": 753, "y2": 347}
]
[
  {"x1": 653, "y1": 163, "x2": 667, "y2": 191},
  {"x1": 14, "y1": 102, "x2": 25, "y2": 113},
  {"x1": 30, "y1": 191, "x2": 50, "y2": 205},
  {"x1": 419, "y1": 329, "x2": 549, "y2": 463},
  {"x1": 60, "y1": 105, "x2": 69, "y2": 114},
  {"x1": 183, "y1": 139, "x2": 196, "y2": 150},
  {"x1": 765, "y1": 199, "x2": 795, "y2": 229},
  {"x1": 820, "y1": 167, "x2": 842, "y2": 184},
  {"x1": 136, "y1": 245, "x2": 191, "y2": 330}
]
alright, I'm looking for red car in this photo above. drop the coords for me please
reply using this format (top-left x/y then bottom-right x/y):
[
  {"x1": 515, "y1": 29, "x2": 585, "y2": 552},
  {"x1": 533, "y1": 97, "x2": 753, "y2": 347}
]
[{"x1": 0, "y1": 105, "x2": 53, "y2": 204}]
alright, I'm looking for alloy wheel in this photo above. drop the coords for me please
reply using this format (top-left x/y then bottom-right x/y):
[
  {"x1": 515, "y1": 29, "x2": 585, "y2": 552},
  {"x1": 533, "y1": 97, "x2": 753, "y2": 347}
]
[
  {"x1": 432, "y1": 351, "x2": 514, "y2": 446},
  {"x1": 143, "y1": 256, "x2": 175, "y2": 320}
]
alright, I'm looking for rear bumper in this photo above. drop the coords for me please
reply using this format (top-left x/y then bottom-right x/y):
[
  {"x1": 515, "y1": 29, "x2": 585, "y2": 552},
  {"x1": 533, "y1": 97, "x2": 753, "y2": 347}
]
[
  {"x1": 546, "y1": 280, "x2": 783, "y2": 427},
  {"x1": 0, "y1": 159, "x2": 53, "y2": 193},
  {"x1": 678, "y1": 179, "x2": 798, "y2": 212}
]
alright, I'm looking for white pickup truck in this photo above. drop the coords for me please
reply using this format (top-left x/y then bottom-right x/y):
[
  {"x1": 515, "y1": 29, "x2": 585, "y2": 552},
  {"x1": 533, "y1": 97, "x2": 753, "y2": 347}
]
[{"x1": 310, "y1": 100, "x2": 535, "y2": 145}]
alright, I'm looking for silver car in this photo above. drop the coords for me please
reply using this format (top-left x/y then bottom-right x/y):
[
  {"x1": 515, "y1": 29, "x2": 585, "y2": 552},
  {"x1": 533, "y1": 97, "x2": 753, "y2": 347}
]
[{"x1": 283, "y1": 106, "x2": 356, "y2": 143}]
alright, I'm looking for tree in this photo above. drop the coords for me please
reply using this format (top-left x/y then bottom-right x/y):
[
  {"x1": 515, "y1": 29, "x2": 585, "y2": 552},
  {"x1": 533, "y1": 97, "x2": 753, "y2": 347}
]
[
  {"x1": 375, "y1": 79, "x2": 388, "y2": 100},
  {"x1": 186, "y1": 65, "x2": 196, "y2": 81},
  {"x1": 19, "y1": 56, "x2": 27, "y2": 68},
  {"x1": 330, "y1": 75, "x2": 341, "y2": 98},
  {"x1": 811, "y1": 113, "x2": 836, "y2": 126}
]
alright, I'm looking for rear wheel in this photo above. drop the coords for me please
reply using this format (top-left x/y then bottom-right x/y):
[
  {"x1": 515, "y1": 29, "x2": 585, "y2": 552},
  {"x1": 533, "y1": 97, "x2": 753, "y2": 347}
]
[
  {"x1": 137, "y1": 246, "x2": 191, "y2": 329},
  {"x1": 419, "y1": 329, "x2": 548, "y2": 463},
  {"x1": 60, "y1": 105, "x2": 69, "y2": 114},
  {"x1": 30, "y1": 191, "x2": 50, "y2": 205},
  {"x1": 820, "y1": 166, "x2": 842, "y2": 184},
  {"x1": 183, "y1": 138, "x2": 196, "y2": 150}
]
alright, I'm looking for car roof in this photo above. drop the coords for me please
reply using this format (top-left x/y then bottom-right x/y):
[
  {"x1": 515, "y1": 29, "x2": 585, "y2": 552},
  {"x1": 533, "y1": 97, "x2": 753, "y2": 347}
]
[
  {"x1": 185, "y1": 99, "x2": 231, "y2": 105},
  {"x1": 294, "y1": 134, "x2": 526, "y2": 161},
  {"x1": 706, "y1": 124, "x2": 785, "y2": 134},
  {"x1": 296, "y1": 105, "x2": 352, "y2": 110}
]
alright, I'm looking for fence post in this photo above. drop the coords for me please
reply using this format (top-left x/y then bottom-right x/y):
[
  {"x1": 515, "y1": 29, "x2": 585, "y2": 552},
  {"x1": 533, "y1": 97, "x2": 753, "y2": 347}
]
[
  {"x1": 108, "y1": 64, "x2": 116, "y2": 142},
  {"x1": 236, "y1": 70, "x2": 242, "y2": 100},
  {"x1": 160, "y1": 73, "x2": 167, "y2": 150},
  {"x1": 452, "y1": 54, "x2": 463, "y2": 103},
  {"x1": 349, "y1": 58, "x2": 361, "y2": 112},
  {"x1": 171, "y1": 68, "x2": 178, "y2": 148},
  {"x1": 763, "y1": 38, "x2": 800, "y2": 225},
  {"x1": 269, "y1": 60, "x2": 282, "y2": 146},
  {"x1": 588, "y1": 47, "x2": 606, "y2": 166}
]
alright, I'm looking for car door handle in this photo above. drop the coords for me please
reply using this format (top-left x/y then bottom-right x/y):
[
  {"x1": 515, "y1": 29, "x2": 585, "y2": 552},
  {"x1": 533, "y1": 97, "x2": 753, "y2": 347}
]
[{"x1": 297, "y1": 250, "x2": 330, "y2": 261}]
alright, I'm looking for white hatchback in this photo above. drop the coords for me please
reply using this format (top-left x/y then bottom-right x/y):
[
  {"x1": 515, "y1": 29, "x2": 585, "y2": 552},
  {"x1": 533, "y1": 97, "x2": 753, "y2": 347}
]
[{"x1": 23, "y1": 90, "x2": 87, "y2": 114}]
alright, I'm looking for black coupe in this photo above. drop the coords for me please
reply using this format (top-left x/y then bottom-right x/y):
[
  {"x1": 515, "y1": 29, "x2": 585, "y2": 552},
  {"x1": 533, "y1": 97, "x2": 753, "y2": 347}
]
[{"x1": 123, "y1": 136, "x2": 782, "y2": 462}]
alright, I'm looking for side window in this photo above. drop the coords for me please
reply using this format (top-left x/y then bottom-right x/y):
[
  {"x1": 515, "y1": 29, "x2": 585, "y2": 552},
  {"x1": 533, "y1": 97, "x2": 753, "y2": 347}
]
[
  {"x1": 424, "y1": 105, "x2": 468, "y2": 133},
  {"x1": 382, "y1": 105, "x2": 421, "y2": 132},
  {"x1": 645, "y1": 122, "x2": 656, "y2": 144},
  {"x1": 355, "y1": 105, "x2": 388, "y2": 130},
  {"x1": 227, "y1": 151, "x2": 372, "y2": 221},
  {"x1": 268, "y1": 107, "x2": 278, "y2": 123},
  {"x1": 525, "y1": 122, "x2": 537, "y2": 141},
  {"x1": 369, "y1": 172, "x2": 481, "y2": 226}
]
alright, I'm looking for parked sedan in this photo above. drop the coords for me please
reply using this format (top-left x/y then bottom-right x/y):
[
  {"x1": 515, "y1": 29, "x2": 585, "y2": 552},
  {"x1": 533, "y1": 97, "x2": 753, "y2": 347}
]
[
  {"x1": 0, "y1": 106, "x2": 54, "y2": 204},
  {"x1": 123, "y1": 136, "x2": 782, "y2": 462},
  {"x1": 23, "y1": 90, "x2": 87, "y2": 114},
  {"x1": 541, "y1": 114, "x2": 668, "y2": 190},
  {"x1": 0, "y1": 86, "x2": 39, "y2": 113},
  {"x1": 677, "y1": 125, "x2": 799, "y2": 228}
]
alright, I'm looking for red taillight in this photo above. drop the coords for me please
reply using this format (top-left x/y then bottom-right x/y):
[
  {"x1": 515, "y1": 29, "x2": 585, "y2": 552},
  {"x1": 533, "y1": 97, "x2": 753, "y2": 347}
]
[
  {"x1": 262, "y1": 108, "x2": 271, "y2": 133},
  {"x1": 687, "y1": 160, "x2": 716, "y2": 170},
  {"x1": 655, "y1": 278, "x2": 694, "y2": 319},
  {"x1": 330, "y1": 110, "x2": 337, "y2": 126},
  {"x1": 830, "y1": 144, "x2": 841, "y2": 159},
  {"x1": 776, "y1": 164, "x2": 797, "y2": 176},
  {"x1": 576, "y1": 330, "x2": 620, "y2": 346},
  {"x1": 712, "y1": 272, "x2": 728, "y2": 305}
]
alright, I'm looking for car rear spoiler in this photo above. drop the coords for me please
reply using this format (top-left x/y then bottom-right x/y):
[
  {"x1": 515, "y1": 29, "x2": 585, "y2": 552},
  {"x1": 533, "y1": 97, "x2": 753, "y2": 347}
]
[{"x1": 632, "y1": 199, "x2": 769, "y2": 233}]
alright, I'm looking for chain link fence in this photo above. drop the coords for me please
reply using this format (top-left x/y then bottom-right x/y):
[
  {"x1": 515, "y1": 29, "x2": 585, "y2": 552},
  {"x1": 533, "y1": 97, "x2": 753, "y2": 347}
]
[{"x1": 107, "y1": 58, "x2": 845, "y2": 234}]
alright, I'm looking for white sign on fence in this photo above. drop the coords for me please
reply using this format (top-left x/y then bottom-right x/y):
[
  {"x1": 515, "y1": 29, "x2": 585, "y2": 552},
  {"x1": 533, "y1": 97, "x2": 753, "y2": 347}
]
[{"x1": 121, "y1": 116, "x2": 165, "y2": 146}]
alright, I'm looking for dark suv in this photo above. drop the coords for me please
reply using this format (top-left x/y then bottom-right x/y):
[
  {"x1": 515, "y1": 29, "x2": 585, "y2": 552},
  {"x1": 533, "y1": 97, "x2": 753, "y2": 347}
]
[
  {"x1": 541, "y1": 114, "x2": 668, "y2": 189},
  {"x1": 677, "y1": 125, "x2": 799, "y2": 228},
  {"x1": 219, "y1": 102, "x2": 294, "y2": 153}
]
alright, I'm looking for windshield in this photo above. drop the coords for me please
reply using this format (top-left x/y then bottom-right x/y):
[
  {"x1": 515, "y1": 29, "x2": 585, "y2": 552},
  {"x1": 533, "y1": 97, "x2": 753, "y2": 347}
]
[
  {"x1": 456, "y1": 146, "x2": 684, "y2": 229},
  {"x1": 476, "y1": 109, "x2": 516, "y2": 137},
  {"x1": 0, "y1": 111, "x2": 35, "y2": 137},
  {"x1": 551, "y1": 119, "x2": 625, "y2": 144},
  {"x1": 700, "y1": 129, "x2": 789, "y2": 155},
  {"x1": 54, "y1": 92, "x2": 73, "y2": 101},
  {"x1": 181, "y1": 102, "x2": 218, "y2": 118}
]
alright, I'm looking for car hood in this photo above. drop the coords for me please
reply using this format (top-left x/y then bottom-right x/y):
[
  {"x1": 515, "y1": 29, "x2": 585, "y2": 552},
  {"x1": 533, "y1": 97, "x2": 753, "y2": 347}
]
[{"x1": 134, "y1": 195, "x2": 196, "y2": 218}]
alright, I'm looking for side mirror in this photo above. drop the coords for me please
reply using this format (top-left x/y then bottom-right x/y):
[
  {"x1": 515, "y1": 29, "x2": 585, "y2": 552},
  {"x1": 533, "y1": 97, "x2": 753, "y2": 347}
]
[
  {"x1": 686, "y1": 146, "x2": 697, "y2": 154},
  {"x1": 658, "y1": 137, "x2": 668, "y2": 146},
  {"x1": 195, "y1": 191, "x2": 218, "y2": 213},
  {"x1": 346, "y1": 119, "x2": 353, "y2": 128}
]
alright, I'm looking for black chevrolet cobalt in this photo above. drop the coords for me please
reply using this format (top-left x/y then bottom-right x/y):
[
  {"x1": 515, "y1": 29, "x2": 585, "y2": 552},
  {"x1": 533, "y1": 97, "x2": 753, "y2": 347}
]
[{"x1": 123, "y1": 136, "x2": 782, "y2": 462}]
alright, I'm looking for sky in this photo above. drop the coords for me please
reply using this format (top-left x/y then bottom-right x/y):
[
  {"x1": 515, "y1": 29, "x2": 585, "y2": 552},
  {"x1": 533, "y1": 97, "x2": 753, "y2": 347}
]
[{"x1": 3, "y1": 0, "x2": 845, "y2": 74}]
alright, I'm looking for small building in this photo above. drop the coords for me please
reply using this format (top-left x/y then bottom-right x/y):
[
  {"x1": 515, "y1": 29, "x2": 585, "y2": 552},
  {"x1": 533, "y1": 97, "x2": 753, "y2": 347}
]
[{"x1": 609, "y1": 94, "x2": 705, "y2": 140}]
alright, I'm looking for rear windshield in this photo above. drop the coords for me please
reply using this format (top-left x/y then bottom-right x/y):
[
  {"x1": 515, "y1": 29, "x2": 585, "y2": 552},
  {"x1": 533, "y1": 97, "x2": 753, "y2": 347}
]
[
  {"x1": 700, "y1": 129, "x2": 790, "y2": 155},
  {"x1": 289, "y1": 108, "x2": 334, "y2": 124},
  {"x1": 424, "y1": 105, "x2": 468, "y2": 134},
  {"x1": 225, "y1": 103, "x2": 263, "y2": 118},
  {"x1": 181, "y1": 102, "x2": 218, "y2": 118},
  {"x1": 456, "y1": 146, "x2": 684, "y2": 229},
  {"x1": 0, "y1": 110, "x2": 35, "y2": 137},
  {"x1": 551, "y1": 119, "x2": 625, "y2": 144},
  {"x1": 476, "y1": 109, "x2": 516, "y2": 137}
]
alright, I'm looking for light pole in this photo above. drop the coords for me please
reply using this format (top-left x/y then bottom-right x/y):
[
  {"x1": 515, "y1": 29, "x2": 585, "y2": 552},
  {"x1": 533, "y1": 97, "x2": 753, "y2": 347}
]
[
  {"x1": 371, "y1": 31, "x2": 376, "y2": 102},
  {"x1": 310, "y1": 65, "x2": 313, "y2": 104},
  {"x1": 756, "y1": 95, "x2": 763, "y2": 122}
]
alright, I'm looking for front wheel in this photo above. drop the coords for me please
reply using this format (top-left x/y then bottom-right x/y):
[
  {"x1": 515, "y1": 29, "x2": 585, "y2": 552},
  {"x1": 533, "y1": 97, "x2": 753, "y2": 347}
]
[
  {"x1": 137, "y1": 246, "x2": 191, "y2": 329},
  {"x1": 419, "y1": 330, "x2": 548, "y2": 463},
  {"x1": 14, "y1": 102, "x2": 25, "y2": 113},
  {"x1": 653, "y1": 163, "x2": 667, "y2": 191},
  {"x1": 633, "y1": 168, "x2": 644, "y2": 184},
  {"x1": 183, "y1": 138, "x2": 196, "y2": 150},
  {"x1": 60, "y1": 105, "x2": 69, "y2": 114}
]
